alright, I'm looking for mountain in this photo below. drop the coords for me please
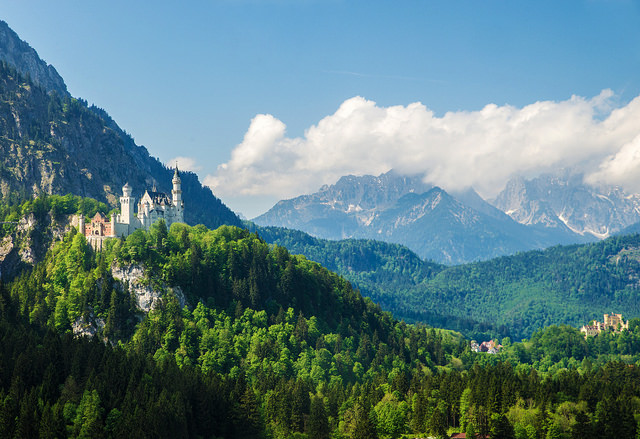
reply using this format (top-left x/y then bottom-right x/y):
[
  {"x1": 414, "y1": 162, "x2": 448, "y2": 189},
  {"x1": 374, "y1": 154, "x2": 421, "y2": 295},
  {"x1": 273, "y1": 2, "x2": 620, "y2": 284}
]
[
  {"x1": 0, "y1": 22, "x2": 240, "y2": 230},
  {"x1": 492, "y1": 172, "x2": 640, "y2": 239},
  {"x1": 254, "y1": 171, "x2": 588, "y2": 264},
  {"x1": 254, "y1": 170, "x2": 432, "y2": 240},
  {"x1": 0, "y1": 20, "x2": 68, "y2": 97}
]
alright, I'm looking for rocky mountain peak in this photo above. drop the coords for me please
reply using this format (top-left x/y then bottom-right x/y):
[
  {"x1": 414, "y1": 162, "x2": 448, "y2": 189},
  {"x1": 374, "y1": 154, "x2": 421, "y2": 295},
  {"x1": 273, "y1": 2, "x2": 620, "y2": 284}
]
[
  {"x1": 254, "y1": 171, "x2": 588, "y2": 264},
  {"x1": 0, "y1": 20, "x2": 68, "y2": 96},
  {"x1": 492, "y1": 173, "x2": 640, "y2": 237}
]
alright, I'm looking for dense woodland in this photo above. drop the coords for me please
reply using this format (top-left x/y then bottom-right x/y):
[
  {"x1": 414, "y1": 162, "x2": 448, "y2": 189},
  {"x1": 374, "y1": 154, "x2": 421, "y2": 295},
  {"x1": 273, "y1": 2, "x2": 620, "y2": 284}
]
[
  {"x1": 254, "y1": 224, "x2": 640, "y2": 341},
  {"x1": 1, "y1": 196, "x2": 640, "y2": 437},
  {"x1": 252, "y1": 225, "x2": 499, "y2": 340}
]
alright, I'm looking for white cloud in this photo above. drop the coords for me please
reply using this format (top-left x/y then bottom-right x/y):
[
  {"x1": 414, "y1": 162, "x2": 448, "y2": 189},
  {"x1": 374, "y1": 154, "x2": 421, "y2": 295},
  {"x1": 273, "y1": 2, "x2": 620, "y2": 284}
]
[
  {"x1": 206, "y1": 90, "x2": 640, "y2": 210},
  {"x1": 167, "y1": 156, "x2": 202, "y2": 173},
  {"x1": 587, "y1": 134, "x2": 640, "y2": 191}
]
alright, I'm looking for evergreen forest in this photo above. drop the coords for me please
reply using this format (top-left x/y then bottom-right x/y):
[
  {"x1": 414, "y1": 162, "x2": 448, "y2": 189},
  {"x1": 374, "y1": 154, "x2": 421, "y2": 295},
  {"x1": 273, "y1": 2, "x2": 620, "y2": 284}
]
[
  {"x1": 1, "y1": 196, "x2": 640, "y2": 438},
  {"x1": 254, "y1": 224, "x2": 640, "y2": 340}
]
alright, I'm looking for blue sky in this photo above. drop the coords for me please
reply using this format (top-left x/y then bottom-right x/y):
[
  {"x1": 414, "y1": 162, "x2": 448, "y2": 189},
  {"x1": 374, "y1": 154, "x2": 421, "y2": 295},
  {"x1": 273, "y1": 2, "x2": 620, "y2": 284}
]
[{"x1": 3, "y1": 1, "x2": 640, "y2": 217}]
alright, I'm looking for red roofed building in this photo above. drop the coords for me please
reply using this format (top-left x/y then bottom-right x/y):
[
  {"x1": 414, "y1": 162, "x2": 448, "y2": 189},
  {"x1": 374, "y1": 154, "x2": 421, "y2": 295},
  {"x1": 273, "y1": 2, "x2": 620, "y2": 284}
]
[
  {"x1": 84, "y1": 212, "x2": 112, "y2": 238},
  {"x1": 450, "y1": 433, "x2": 490, "y2": 438}
]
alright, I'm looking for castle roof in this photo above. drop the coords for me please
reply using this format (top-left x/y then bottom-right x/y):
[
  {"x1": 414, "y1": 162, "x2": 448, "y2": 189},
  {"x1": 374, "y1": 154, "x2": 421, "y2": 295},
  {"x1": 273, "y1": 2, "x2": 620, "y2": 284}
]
[
  {"x1": 143, "y1": 190, "x2": 171, "y2": 205},
  {"x1": 91, "y1": 212, "x2": 108, "y2": 221}
]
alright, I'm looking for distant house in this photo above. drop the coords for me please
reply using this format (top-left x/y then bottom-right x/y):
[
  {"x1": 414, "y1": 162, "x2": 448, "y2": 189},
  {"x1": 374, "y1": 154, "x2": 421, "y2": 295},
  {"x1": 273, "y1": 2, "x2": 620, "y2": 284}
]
[
  {"x1": 580, "y1": 313, "x2": 629, "y2": 337},
  {"x1": 450, "y1": 433, "x2": 490, "y2": 438},
  {"x1": 471, "y1": 339, "x2": 502, "y2": 354}
]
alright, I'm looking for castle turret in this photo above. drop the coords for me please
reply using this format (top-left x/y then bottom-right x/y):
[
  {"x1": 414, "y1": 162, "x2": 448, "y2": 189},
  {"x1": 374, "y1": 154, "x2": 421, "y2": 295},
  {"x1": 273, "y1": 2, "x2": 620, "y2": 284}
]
[
  {"x1": 172, "y1": 166, "x2": 182, "y2": 206},
  {"x1": 78, "y1": 214, "x2": 85, "y2": 236},
  {"x1": 110, "y1": 213, "x2": 117, "y2": 237},
  {"x1": 172, "y1": 166, "x2": 184, "y2": 223},
  {"x1": 120, "y1": 182, "x2": 135, "y2": 225}
]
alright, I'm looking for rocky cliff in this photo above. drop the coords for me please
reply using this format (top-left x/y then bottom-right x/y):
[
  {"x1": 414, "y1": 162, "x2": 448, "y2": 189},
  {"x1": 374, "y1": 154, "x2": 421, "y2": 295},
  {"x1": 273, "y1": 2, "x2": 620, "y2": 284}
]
[
  {"x1": 0, "y1": 211, "x2": 79, "y2": 280},
  {"x1": 0, "y1": 21, "x2": 241, "y2": 230},
  {"x1": 492, "y1": 173, "x2": 640, "y2": 238},
  {"x1": 0, "y1": 20, "x2": 68, "y2": 97},
  {"x1": 253, "y1": 171, "x2": 589, "y2": 264}
]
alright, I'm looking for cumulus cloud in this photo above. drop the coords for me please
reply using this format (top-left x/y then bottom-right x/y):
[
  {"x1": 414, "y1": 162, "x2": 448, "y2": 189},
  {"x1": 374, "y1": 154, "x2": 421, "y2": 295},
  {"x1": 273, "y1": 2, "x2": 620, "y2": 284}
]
[
  {"x1": 206, "y1": 91, "x2": 640, "y2": 203},
  {"x1": 167, "y1": 156, "x2": 202, "y2": 173},
  {"x1": 587, "y1": 134, "x2": 640, "y2": 191}
]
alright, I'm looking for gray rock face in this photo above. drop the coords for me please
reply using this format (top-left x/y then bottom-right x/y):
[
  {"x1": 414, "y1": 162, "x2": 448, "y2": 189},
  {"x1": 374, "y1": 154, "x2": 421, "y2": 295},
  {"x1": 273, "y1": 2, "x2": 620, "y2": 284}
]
[
  {"x1": 0, "y1": 213, "x2": 76, "y2": 280},
  {"x1": 492, "y1": 173, "x2": 640, "y2": 238},
  {"x1": 111, "y1": 263, "x2": 186, "y2": 312},
  {"x1": 254, "y1": 170, "x2": 432, "y2": 240},
  {"x1": 72, "y1": 312, "x2": 106, "y2": 338},
  {"x1": 0, "y1": 20, "x2": 68, "y2": 96},
  {"x1": 253, "y1": 171, "x2": 588, "y2": 264},
  {"x1": 0, "y1": 20, "x2": 241, "y2": 230}
]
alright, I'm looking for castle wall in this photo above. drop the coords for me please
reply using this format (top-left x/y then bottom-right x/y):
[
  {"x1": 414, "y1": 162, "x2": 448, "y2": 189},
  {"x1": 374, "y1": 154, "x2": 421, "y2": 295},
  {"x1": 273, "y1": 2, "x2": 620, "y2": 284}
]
[{"x1": 77, "y1": 169, "x2": 185, "y2": 245}]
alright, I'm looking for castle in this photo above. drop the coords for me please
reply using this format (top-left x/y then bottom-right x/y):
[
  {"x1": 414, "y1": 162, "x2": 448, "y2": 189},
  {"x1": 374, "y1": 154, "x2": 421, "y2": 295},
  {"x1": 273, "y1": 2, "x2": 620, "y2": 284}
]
[
  {"x1": 80, "y1": 167, "x2": 184, "y2": 248},
  {"x1": 580, "y1": 313, "x2": 629, "y2": 337}
]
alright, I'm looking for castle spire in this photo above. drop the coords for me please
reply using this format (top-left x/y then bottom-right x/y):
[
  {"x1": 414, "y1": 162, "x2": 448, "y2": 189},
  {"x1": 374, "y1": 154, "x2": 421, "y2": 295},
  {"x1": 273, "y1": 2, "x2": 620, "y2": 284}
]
[
  {"x1": 172, "y1": 162, "x2": 180, "y2": 182},
  {"x1": 172, "y1": 163, "x2": 182, "y2": 211}
]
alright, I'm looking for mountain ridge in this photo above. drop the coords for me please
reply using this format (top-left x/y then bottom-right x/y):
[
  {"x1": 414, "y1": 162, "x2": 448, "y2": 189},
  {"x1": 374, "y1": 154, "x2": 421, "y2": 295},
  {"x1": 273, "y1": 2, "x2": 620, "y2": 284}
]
[
  {"x1": 0, "y1": 20, "x2": 68, "y2": 97},
  {"x1": 0, "y1": 21, "x2": 241, "y2": 230},
  {"x1": 492, "y1": 172, "x2": 640, "y2": 239},
  {"x1": 254, "y1": 171, "x2": 590, "y2": 264}
]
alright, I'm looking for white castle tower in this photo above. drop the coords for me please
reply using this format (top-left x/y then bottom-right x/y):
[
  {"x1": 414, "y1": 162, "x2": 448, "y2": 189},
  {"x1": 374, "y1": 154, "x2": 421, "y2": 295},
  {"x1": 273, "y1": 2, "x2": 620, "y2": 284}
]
[
  {"x1": 82, "y1": 166, "x2": 187, "y2": 246},
  {"x1": 110, "y1": 182, "x2": 139, "y2": 237},
  {"x1": 120, "y1": 182, "x2": 135, "y2": 225},
  {"x1": 171, "y1": 166, "x2": 184, "y2": 223}
]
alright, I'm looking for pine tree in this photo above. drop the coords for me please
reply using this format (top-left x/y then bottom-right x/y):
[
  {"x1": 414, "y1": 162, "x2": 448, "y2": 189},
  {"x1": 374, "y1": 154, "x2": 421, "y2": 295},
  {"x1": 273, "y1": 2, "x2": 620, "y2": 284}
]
[
  {"x1": 73, "y1": 389, "x2": 104, "y2": 439},
  {"x1": 490, "y1": 413, "x2": 515, "y2": 439},
  {"x1": 307, "y1": 396, "x2": 330, "y2": 439},
  {"x1": 234, "y1": 387, "x2": 263, "y2": 439}
]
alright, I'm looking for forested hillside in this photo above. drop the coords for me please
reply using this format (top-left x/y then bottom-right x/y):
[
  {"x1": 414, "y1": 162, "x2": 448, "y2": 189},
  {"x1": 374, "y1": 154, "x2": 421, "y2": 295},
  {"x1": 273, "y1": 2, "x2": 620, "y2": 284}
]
[
  {"x1": 0, "y1": 193, "x2": 110, "y2": 280},
  {"x1": 254, "y1": 224, "x2": 640, "y2": 340},
  {"x1": 252, "y1": 225, "x2": 500, "y2": 339},
  {"x1": 420, "y1": 235, "x2": 640, "y2": 340},
  {"x1": 2, "y1": 210, "x2": 467, "y2": 437},
  {"x1": 2, "y1": 211, "x2": 640, "y2": 438}
]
